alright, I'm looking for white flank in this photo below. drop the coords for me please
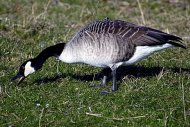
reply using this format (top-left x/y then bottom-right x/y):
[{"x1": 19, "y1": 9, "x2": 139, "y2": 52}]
[
  {"x1": 124, "y1": 43, "x2": 173, "y2": 65},
  {"x1": 24, "y1": 61, "x2": 35, "y2": 77}
]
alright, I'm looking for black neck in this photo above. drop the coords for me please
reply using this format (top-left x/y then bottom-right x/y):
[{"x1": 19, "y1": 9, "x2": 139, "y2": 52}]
[{"x1": 33, "y1": 43, "x2": 65, "y2": 69}]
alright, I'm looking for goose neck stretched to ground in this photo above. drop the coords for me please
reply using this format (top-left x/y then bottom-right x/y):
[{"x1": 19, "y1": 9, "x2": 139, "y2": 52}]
[
  {"x1": 11, "y1": 43, "x2": 66, "y2": 84},
  {"x1": 34, "y1": 43, "x2": 66, "y2": 69}
]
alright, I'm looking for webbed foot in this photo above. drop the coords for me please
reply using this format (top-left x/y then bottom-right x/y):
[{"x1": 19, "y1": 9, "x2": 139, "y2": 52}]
[{"x1": 100, "y1": 90, "x2": 112, "y2": 94}]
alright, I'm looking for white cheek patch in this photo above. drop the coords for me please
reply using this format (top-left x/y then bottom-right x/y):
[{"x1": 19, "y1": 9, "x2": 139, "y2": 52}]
[{"x1": 24, "y1": 61, "x2": 35, "y2": 77}]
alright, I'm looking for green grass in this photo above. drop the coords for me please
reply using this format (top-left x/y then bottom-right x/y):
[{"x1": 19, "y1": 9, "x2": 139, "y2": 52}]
[{"x1": 0, "y1": 0, "x2": 190, "y2": 126}]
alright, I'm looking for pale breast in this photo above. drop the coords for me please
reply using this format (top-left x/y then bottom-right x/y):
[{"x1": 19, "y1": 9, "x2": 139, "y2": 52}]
[{"x1": 76, "y1": 32, "x2": 133, "y2": 67}]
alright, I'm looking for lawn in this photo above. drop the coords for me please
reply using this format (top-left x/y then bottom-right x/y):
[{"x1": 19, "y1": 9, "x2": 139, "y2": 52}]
[{"x1": 0, "y1": 0, "x2": 190, "y2": 126}]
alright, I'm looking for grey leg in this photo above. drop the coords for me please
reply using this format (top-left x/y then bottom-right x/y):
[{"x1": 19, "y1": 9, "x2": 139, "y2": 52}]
[
  {"x1": 100, "y1": 75, "x2": 107, "y2": 87},
  {"x1": 111, "y1": 69, "x2": 117, "y2": 91},
  {"x1": 101, "y1": 67, "x2": 118, "y2": 94},
  {"x1": 89, "y1": 75, "x2": 108, "y2": 88},
  {"x1": 89, "y1": 68, "x2": 110, "y2": 88}
]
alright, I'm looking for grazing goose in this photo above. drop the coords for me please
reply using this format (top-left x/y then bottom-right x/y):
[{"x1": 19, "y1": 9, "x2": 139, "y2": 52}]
[{"x1": 12, "y1": 18, "x2": 186, "y2": 93}]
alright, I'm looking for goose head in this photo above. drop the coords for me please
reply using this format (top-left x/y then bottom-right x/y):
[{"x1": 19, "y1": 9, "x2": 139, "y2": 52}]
[{"x1": 11, "y1": 59, "x2": 41, "y2": 84}]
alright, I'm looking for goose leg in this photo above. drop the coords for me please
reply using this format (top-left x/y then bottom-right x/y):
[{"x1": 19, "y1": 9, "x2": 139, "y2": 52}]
[
  {"x1": 89, "y1": 68, "x2": 110, "y2": 88},
  {"x1": 101, "y1": 68, "x2": 117, "y2": 94},
  {"x1": 111, "y1": 69, "x2": 117, "y2": 91},
  {"x1": 89, "y1": 75, "x2": 108, "y2": 88},
  {"x1": 100, "y1": 75, "x2": 108, "y2": 87}
]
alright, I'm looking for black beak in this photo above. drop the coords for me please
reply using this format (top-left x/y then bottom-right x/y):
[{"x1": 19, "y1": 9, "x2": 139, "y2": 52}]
[{"x1": 11, "y1": 73, "x2": 26, "y2": 85}]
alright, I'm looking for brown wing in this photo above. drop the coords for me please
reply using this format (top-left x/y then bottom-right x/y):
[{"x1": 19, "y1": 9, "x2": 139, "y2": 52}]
[{"x1": 78, "y1": 18, "x2": 186, "y2": 48}]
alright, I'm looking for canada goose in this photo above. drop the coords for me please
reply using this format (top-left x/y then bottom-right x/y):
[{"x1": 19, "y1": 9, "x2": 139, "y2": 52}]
[{"x1": 12, "y1": 18, "x2": 186, "y2": 93}]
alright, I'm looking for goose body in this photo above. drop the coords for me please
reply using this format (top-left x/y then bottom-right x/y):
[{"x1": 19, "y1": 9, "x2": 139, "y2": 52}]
[{"x1": 12, "y1": 18, "x2": 186, "y2": 93}]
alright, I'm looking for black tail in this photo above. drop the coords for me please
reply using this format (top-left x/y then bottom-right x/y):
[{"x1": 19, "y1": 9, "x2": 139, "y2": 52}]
[
  {"x1": 147, "y1": 29, "x2": 187, "y2": 49},
  {"x1": 166, "y1": 35, "x2": 187, "y2": 49}
]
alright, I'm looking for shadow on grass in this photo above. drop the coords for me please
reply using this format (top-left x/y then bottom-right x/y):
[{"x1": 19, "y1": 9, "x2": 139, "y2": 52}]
[{"x1": 34, "y1": 66, "x2": 190, "y2": 85}]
